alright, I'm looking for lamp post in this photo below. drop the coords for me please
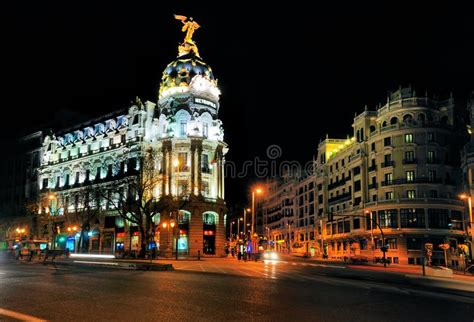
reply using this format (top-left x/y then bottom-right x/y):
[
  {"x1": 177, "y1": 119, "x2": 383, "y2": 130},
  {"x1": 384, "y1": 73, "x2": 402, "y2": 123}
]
[
  {"x1": 459, "y1": 193, "x2": 474, "y2": 261},
  {"x1": 230, "y1": 221, "x2": 235, "y2": 242},
  {"x1": 48, "y1": 193, "x2": 57, "y2": 250},
  {"x1": 237, "y1": 217, "x2": 243, "y2": 239},
  {"x1": 243, "y1": 208, "x2": 250, "y2": 239},
  {"x1": 251, "y1": 188, "x2": 262, "y2": 236}
]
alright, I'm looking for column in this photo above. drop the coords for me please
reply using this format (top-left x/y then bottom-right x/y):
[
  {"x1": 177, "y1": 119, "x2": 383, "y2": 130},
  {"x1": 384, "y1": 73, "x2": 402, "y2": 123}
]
[
  {"x1": 188, "y1": 207, "x2": 203, "y2": 257},
  {"x1": 215, "y1": 210, "x2": 226, "y2": 257},
  {"x1": 197, "y1": 145, "x2": 202, "y2": 196},
  {"x1": 190, "y1": 144, "x2": 196, "y2": 195}
]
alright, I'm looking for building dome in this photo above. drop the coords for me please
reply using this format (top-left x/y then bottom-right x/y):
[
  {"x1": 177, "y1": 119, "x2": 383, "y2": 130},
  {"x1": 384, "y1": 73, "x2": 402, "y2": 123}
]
[{"x1": 159, "y1": 52, "x2": 215, "y2": 99}]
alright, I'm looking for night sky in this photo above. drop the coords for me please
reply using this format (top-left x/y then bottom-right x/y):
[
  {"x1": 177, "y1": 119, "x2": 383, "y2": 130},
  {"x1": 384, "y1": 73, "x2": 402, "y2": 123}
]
[{"x1": 2, "y1": 2, "x2": 473, "y2": 207}]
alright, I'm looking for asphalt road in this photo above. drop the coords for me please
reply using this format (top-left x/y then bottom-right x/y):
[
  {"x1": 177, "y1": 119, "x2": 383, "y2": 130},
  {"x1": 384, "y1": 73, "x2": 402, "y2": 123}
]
[{"x1": 0, "y1": 259, "x2": 473, "y2": 322}]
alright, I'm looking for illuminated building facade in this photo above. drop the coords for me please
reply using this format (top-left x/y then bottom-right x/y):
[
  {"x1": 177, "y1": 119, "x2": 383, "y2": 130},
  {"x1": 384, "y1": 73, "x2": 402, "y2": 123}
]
[
  {"x1": 35, "y1": 17, "x2": 228, "y2": 257},
  {"x1": 315, "y1": 87, "x2": 467, "y2": 265},
  {"x1": 264, "y1": 87, "x2": 470, "y2": 266}
]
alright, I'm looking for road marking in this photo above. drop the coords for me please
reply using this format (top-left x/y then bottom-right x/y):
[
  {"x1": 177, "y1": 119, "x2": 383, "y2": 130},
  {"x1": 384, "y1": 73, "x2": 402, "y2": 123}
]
[
  {"x1": 229, "y1": 267, "x2": 253, "y2": 277},
  {"x1": 0, "y1": 308, "x2": 47, "y2": 322}
]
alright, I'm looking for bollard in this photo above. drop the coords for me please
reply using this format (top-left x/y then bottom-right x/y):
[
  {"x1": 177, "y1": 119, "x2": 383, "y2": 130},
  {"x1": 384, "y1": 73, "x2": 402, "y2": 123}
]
[{"x1": 198, "y1": 250, "x2": 201, "y2": 260}]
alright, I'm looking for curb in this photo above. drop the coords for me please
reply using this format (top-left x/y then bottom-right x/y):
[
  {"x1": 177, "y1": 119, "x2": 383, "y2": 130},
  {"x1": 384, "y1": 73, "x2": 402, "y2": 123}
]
[{"x1": 44, "y1": 260, "x2": 174, "y2": 271}]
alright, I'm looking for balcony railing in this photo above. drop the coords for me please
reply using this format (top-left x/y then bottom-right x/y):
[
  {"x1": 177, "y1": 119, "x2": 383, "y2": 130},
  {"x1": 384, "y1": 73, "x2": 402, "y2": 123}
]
[
  {"x1": 403, "y1": 158, "x2": 417, "y2": 164},
  {"x1": 381, "y1": 161, "x2": 395, "y2": 168},
  {"x1": 382, "y1": 178, "x2": 442, "y2": 186},
  {"x1": 368, "y1": 165, "x2": 377, "y2": 172},
  {"x1": 328, "y1": 193, "x2": 351, "y2": 204},
  {"x1": 368, "y1": 183, "x2": 378, "y2": 189}
]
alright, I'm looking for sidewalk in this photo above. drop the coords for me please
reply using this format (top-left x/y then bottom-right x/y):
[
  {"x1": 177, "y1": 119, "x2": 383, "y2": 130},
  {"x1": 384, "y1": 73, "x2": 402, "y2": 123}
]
[{"x1": 285, "y1": 253, "x2": 474, "y2": 282}]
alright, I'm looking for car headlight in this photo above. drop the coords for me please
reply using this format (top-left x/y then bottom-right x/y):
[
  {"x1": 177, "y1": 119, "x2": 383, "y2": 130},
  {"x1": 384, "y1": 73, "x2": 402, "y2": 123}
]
[{"x1": 270, "y1": 252, "x2": 278, "y2": 260}]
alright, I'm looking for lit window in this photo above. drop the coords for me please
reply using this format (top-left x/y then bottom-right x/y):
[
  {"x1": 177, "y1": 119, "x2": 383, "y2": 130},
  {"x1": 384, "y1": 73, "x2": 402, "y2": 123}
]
[
  {"x1": 404, "y1": 133, "x2": 413, "y2": 143},
  {"x1": 180, "y1": 121, "x2": 187, "y2": 136},
  {"x1": 406, "y1": 171, "x2": 415, "y2": 183},
  {"x1": 407, "y1": 190, "x2": 416, "y2": 199}
]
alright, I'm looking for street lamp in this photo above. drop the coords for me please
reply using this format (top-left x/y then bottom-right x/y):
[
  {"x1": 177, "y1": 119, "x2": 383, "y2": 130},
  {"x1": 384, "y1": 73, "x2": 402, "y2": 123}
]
[
  {"x1": 251, "y1": 188, "x2": 263, "y2": 236},
  {"x1": 230, "y1": 221, "x2": 235, "y2": 241},
  {"x1": 243, "y1": 208, "x2": 251, "y2": 239},
  {"x1": 237, "y1": 217, "x2": 243, "y2": 239},
  {"x1": 48, "y1": 193, "x2": 58, "y2": 250},
  {"x1": 459, "y1": 193, "x2": 474, "y2": 261}
]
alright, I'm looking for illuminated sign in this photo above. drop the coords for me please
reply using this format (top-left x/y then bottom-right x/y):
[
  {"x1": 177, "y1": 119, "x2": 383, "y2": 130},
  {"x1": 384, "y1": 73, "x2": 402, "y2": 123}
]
[{"x1": 194, "y1": 98, "x2": 216, "y2": 109}]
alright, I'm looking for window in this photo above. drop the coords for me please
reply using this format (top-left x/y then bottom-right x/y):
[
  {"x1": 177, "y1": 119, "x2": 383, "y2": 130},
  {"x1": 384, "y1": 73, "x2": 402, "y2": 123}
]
[
  {"x1": 385, "y1": 191, "x2": 393, "y2": 200},
  {"x1": 337, "y1": 221, "x2": 343, "y2": 234},
  {"x1": 384, "y1": 154, "x2": 392, "y2": 163},
  {"x1": 384, "y1": 173, "x2": 393, "y2": 184},
  {"x1": 407, "y1": 238, "x2": 422, "y2": 250},
  {"x1": 343, "y1": 220, "x2": 350, "y2": 233},
  {"x1": 427, "y1": 151, "x2": 435, "y2": 163},
  {"x1": 371, "y1": 142, "x2": 376, "y2": 151},
  {"x1": 407, "y1": 190, "x2": 416, "y2": 199},
  {"x1": 405, "y1": 151, "x2": 414, "y2": 162},
  {"x1": 427, "y1": 132, "x2": 435, "y2": 142},
  {"x1": 42, "y1": 178, "x2": 48, "y2": 189},
  {"x1": 360, "y1": 239, "x2": 368, "y2": 250},
  {"x1": 428, "y1": 209, "x2": 449, "y2": 229},
  {"x1": 404, "y1": 133, "x2": 413, "y2": 143},
  {"x1": 406, "y1": 171, "x2": 415, "y2": 183},
  {"x1": 354, "y1": 197, "x2": 361, "y2": 206},
  {"x1": 400, "y1": 208, "x2": 425, "y2": 228},
  {"x1": 428, "y1": 170, "x2": 436, "y2": 182},
  {"x1": 378, "y1": 209, "x2": 398, "y2": 228},
  {"x1": 354, "y1": 180, "x2": 361, "y2": 192},
  {"x1": 203, "y1": 123, "x2": 208, "y2": 137},
  {"x1": 386, "y1": 238, "x2": 398, "y2": 249},
  {"x1": 353, "y1": 166, "x2": 361, "y2": 176},
  {"x1": 429, "y1": 190, "x2": 438, "y2": 198},
  {"x1": 180, "y1": 121, "x2": 187, "y2": 136},
  {"x1": 178, "y1": 153, "x2": 188, "y2": 171},
  {"x1": 202, "y1": 154, "x2": 210, "y2": 172},
  {"x1": 384, "y1": 137, "x2": 391, "y2": 146},
  {"x1": 353, "y1": 218, "x2": 360, "y2": 230}
]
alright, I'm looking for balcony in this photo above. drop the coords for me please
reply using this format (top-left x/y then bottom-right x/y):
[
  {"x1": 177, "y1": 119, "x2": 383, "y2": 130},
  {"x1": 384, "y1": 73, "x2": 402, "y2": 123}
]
[
  {"x1": 382, "y1": 178, "x2": 442, "y2": 186},
  {"x1": 402, "y1": 158, "x2": 418, "y2": 164},
  {"x1": 328, "y1": 192, "x2": 351, "y2": 204},
  {"x1": 381, "y1": 161, "x2": 394, "y2": 168},
  {"x1": 368, "y1": 165, "x2": 377, "y2": 172},
  {"x1": 368, "y1": 183, "x2": 378, "y2": 189},
  {"x1": 426, "y1": 158, "x2": 440, "y2": 164}
]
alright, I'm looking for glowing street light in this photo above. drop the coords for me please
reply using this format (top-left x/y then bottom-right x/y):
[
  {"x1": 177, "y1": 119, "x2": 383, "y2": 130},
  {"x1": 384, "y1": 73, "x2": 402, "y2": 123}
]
[{"x1": 459, "y1": 193, "x2": 474, "y2": 260}]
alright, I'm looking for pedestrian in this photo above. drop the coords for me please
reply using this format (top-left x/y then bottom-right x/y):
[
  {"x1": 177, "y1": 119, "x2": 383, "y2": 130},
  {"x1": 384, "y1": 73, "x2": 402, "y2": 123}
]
[
  {"x1": 231, "y1": 247, "x2": 235, "y2": 258},
  {"x1": 225, "y1": 247, "x2": 229, "y2": 257},
  {"x1": 237, "y1": 250, "x2": 242, "y2": 260}
]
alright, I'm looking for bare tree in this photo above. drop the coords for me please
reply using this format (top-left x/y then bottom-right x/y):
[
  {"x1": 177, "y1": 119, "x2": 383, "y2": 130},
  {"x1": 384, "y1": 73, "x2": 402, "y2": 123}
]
[{"x1": 99, "y1": 147, "x2": 171, "y2": 258}]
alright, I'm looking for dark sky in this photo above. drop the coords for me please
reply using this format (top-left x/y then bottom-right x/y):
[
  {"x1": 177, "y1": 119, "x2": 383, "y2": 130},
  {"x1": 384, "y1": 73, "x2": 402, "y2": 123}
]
[{"x1": 2, "y1": 2, "x2": 474, "y2": 206}]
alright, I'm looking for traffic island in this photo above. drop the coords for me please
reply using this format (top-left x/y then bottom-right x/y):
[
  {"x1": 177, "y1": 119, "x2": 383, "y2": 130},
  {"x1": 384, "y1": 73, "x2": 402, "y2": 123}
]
[{"x1": 41, "y1": 258, "x2": 174, "y2": 271}]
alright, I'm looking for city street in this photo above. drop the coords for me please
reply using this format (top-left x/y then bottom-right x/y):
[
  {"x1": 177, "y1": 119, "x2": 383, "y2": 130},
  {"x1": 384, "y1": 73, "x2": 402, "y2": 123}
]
[{"x1": 0, "y1": 257, "x2": 473, "y2": 321}]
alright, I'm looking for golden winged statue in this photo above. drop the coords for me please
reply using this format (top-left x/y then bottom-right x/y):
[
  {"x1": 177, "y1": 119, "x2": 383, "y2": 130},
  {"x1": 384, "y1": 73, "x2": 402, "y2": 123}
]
[{"x1": 174, "y1": 14, "x2": 201, "y2": 44}]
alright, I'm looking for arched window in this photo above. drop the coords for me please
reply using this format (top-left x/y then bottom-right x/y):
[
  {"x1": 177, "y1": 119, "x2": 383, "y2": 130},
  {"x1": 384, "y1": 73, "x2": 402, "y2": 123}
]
[
  {"x1": 152, "y1": 213, "x2": 160, "y2": 225},
  {"x1": 403, "y1": 114, "x2": 413, "y2": 123},
  {"x1": 370, "y1": 125, "x2": 376, "y2": 133},
  {"x1": 203, "y1": 212, "x2": 218, "y2": 225},
  {"x1": 417, "y1": 113, "x2": 426, "y2": 122},
  {"x1": 178, "y1": 210, "x2": 191, "y2": 223},
  {"x1": 382, "y1": 121, "x2": 387, "y2": 128},
  {"x1": 356, "y1": 130, "x2": 360, "y2": 142},
  {"x1": 390, "y1": 117, "x2": 398, "y2": 125},
  {"x1": 360, "y1": 128, "x2": 364, "y2": 141}
]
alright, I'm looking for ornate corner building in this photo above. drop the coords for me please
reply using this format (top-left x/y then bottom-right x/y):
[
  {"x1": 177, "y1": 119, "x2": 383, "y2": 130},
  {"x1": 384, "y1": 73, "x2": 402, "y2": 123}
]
[{"x1": 17, "y1": 17, "x2": 228, "y2": 257}]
